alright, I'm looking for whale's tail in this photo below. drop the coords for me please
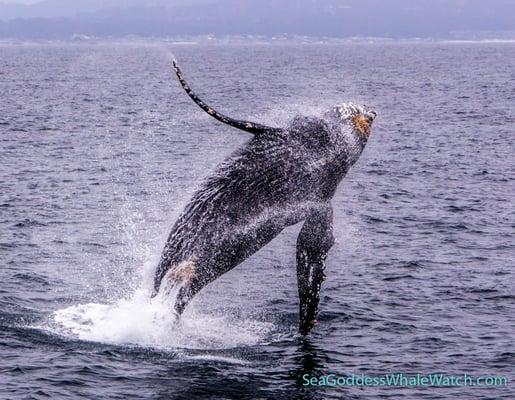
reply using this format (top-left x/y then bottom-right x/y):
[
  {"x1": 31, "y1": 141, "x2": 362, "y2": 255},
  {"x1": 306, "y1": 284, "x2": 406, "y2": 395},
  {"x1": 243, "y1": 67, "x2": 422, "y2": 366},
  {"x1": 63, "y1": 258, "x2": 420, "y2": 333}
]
[{"x1": 172, "y1": 59, "x2": 282, "y2": 136}]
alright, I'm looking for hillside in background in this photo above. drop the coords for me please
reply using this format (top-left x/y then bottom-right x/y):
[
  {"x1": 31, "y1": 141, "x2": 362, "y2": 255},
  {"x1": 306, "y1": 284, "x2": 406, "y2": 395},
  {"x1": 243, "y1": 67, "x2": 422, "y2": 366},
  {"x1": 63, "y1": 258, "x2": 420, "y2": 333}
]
[{"x1": 0, "y1": 0, "x2": 514, "y2": 40}]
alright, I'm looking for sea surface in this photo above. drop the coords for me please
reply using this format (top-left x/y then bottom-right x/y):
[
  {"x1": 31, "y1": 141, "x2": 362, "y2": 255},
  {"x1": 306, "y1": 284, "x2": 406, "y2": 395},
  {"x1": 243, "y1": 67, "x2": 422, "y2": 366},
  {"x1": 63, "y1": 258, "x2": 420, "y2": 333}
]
[{"x1": 0, "y1": 41, "x2": 514, "y2": 399}]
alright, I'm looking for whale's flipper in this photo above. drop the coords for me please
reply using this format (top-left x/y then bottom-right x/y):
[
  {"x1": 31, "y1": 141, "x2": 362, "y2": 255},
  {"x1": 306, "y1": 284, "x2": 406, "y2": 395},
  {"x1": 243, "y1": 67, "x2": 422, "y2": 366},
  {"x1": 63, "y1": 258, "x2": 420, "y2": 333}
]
[
  {"x1": 172, "y1": 59, "x2": 282, "y2": 135},
  {"x1": 297, "y1": 204, "x2": 334, "y2": 336}
]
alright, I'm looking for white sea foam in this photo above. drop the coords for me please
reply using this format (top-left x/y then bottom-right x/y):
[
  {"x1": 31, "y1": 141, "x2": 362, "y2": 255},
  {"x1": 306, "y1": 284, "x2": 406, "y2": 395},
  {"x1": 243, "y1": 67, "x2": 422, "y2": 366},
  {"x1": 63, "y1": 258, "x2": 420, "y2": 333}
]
[
  {"x1": 43, "y1": 245, "x2": 275, "y2": 350},
  {"x1": 40, "y1": 248, "x2": 280, "y2": 353},
  {"x1": 46, "y1": 283, "x2": 275, "y2": 350}
]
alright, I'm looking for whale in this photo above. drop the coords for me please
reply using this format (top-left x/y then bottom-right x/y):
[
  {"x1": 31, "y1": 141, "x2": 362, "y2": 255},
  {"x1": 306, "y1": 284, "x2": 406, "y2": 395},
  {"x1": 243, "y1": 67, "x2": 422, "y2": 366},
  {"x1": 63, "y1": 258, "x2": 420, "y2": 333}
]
[{"x1": 152, "y1": 59, "x2": 376, "y2": 335}]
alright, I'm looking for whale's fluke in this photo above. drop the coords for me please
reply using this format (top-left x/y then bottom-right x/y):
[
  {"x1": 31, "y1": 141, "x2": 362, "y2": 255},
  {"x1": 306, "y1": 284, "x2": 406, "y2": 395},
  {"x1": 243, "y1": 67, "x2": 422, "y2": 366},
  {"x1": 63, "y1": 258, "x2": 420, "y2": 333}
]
[{"x1": 172, "y1": 59, "x2": 282, "y2": 135}]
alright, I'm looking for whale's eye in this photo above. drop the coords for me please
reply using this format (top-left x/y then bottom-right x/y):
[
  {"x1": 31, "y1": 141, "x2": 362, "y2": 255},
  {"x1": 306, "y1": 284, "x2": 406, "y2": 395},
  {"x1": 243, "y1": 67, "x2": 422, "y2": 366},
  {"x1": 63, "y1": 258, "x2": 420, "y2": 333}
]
[{"x1": 353, "y1": 114, "x2": 372, "y2": 137}]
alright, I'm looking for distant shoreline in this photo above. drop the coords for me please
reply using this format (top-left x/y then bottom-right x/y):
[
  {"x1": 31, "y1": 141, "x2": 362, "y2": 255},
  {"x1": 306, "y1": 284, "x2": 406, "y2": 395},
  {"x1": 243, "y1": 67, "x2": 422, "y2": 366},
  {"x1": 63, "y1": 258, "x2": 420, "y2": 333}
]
[{"x1": 1, "y1": 35, "x2": 515, "y2": 46}]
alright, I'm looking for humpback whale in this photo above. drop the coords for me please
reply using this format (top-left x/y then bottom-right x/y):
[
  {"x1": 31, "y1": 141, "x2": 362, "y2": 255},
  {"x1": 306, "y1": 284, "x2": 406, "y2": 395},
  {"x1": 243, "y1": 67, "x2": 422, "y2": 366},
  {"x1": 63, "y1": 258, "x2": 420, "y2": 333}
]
[{"x1": 153, "y1": 59, "x2": 376, "y2": 335}]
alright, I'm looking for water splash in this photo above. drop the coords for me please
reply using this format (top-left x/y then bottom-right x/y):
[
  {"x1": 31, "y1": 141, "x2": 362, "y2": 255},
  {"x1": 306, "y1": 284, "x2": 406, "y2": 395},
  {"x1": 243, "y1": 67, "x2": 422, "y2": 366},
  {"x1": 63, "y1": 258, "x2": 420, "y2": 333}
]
[
  {"x1": 42, "y1": 238, "x2": 275, "y2": 351},
  {"x1": 45, "y1": 284, "x2": 275, "y2": 350}
]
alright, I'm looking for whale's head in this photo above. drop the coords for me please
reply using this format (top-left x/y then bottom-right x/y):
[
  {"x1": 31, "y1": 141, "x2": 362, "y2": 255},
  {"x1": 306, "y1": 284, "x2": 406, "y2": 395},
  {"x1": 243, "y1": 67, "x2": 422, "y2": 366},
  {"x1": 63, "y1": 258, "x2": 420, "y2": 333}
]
[
  {"x1": 323, "y1": 103, "x2": 377, "y2": 141},
  {"x1": 320, "y1": 103, "x2": 376, "y2": 164}
]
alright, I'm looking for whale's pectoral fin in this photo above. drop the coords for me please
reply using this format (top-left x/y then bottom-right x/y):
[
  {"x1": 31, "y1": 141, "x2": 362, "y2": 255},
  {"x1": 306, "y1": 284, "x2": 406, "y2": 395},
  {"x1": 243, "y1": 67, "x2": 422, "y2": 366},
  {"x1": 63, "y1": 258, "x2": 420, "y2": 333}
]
[
  {"x1": 297, "y1": 204, "x2": 334, "y2": 336},
  {"x1": 172, "y1": 59, "x2": 282, "y2": 136}
]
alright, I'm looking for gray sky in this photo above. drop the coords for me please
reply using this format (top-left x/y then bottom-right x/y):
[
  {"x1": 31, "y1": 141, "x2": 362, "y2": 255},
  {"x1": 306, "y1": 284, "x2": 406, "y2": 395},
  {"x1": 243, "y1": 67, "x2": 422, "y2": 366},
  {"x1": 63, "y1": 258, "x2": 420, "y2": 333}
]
[{"x1": 0, "y1": 0, "x2": 40, "y2": 3}]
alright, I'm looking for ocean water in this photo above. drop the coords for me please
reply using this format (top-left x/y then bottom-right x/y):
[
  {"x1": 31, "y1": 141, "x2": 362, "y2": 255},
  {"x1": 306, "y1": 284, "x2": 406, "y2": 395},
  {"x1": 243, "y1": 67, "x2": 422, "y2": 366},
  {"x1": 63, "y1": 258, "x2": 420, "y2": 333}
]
[{"x1": 0, "y1": 41, "x2": 514, "y2": 399}]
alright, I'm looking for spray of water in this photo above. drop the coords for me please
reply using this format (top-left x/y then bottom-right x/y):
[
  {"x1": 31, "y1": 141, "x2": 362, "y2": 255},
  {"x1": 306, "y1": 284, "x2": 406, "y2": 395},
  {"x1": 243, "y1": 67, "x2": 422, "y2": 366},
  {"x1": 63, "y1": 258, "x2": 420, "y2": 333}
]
[{"x1": 44, "y1": 254, "x2": 276, "y2": 350}]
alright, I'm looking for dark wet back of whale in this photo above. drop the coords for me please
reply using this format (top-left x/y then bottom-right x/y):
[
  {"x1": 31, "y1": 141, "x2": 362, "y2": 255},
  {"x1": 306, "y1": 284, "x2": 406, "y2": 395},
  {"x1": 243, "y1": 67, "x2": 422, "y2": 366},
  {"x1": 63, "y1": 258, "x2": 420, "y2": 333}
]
[{"x1": 161, "y1": 117, "x2": 345, "y2": 269}]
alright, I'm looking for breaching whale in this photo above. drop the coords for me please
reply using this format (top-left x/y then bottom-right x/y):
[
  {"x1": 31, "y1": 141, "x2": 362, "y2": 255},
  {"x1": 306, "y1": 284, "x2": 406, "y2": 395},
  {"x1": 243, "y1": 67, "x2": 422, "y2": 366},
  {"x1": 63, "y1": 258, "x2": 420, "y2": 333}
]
[{"x1": 153, "y1": 59, "x2": 376, "y2": 335}]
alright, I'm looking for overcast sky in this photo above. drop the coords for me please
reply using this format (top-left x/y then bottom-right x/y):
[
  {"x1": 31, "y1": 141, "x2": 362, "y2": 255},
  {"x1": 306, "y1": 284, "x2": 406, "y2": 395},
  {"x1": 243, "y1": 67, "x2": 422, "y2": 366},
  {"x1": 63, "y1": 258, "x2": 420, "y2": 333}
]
[{"x1": 0, "y1": 0, "x2": 40, "y2": 3}]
